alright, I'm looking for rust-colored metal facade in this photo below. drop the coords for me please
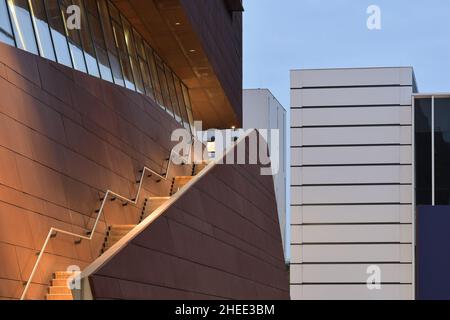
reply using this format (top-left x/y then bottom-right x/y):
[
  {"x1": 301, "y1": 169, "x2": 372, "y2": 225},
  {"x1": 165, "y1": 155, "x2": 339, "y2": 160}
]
[
  {"x1": 0, "y1": 0, "x2": 287, "y2": 300},
  {"x1": 88, "y1": 162, "x2": 288, "y2": 300}
]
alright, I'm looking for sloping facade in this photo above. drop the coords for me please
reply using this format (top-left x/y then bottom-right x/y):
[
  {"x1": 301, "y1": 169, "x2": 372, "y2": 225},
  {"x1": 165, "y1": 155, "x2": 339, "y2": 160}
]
[
  {"x1": 0, "y1": 0, "x2": 285, "y2": 301},
  {"x1": 0, "y1": 42, "x2": 191, "y2": 299},
  {"x1": 84, "y1": 143, "x2": 288, "y2": 299}
]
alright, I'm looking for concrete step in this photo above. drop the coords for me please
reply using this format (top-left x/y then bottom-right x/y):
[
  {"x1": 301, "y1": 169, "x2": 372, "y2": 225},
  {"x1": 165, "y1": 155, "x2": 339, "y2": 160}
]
[
  {"x1": 46, "y1": 294, "x2": 73, "y2": 300},
  {"x1": 49, "y1": 286, "x2": 71, "y2": 295}
]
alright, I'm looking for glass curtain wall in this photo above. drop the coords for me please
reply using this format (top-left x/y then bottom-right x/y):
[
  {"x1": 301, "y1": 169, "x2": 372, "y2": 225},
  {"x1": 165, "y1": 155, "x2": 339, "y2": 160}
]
[
  {"x1": 415, "y1": 96, "x2": 450, "y2": 206},
  {"x1": 0, "y1": 0, "x2": 194, "y2": 132}
]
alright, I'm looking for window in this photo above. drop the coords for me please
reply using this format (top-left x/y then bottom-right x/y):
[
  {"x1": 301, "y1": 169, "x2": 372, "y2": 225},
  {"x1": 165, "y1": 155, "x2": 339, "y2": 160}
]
[
  {"x1": 182, "y1": 82, "x2": 194, "y2": 131},
  {"x1": 434, "y1": 98, "x2": 450, "y2": 205},
  {"x1": 7, "y1": 0, "x2": 39, "y2": 54},
  {"x1": 85, "y1": 0, "x2": 112, "y2": 82},
  {"x1": 73, "y1": 0, "x2": 99, "y2": 77},
  {"x1": 121, "y1": 17, "x2": 143, "y2": 93},
  {"x1": 0, "y1": 0, "x2": 16, "y2": 46},
  {"x1": 59, "y1": 0, "x2": 87, "y2": 72},
  {"x1": 0, "y1": 0, "x2": 194, "y2": 131},
  {"x1": 165, "y1": 66, "x2": 183, "y2": 124},
  {"x1": 44, "y1": 0, "x2": 72, "y2": 67},
  {"x1": 415, "y1": 98, "x2": 432, "y2": 205},
  {"x1": 97, "y1": 0, "x2": 123, "y2": 86},
  {"x1": 28, "y1": 0, "x2": 56, "y2": 61},
  {"x1": 174, "y1": 74, "x2": 190, "y2": 131},
  {"x1": 155, "y1": 53, "x2": 173, "y2": 116},
  {"x1": 110, "y1": 12, "x2": 134, "y2": 90},
  {"x1": 145, "y1": 43, "x2": 163, "y2": 105}
]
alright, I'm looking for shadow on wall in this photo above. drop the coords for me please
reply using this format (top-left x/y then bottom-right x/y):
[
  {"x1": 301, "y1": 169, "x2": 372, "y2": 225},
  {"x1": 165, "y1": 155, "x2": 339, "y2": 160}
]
[
  {"x1": 0, "y1": 43, "x2": 191, "y2": 299},
  {"x1": 85, "y1": 133, "x2": 289, "y2": 300}
]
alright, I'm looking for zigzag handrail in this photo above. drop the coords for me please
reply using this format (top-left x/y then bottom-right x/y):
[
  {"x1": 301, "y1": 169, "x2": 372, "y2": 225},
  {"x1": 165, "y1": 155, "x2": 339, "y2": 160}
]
[{"x1": 20, "y1": 141, "x2": 195, "y2": 300}]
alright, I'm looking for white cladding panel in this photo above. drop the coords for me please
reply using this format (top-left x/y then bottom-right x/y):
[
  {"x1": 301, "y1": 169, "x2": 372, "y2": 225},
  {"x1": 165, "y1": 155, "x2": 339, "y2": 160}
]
[
  {"x1": 291, "y1": 67, "x2": 414, "y2": 88},
  {"x1": 290, "y1": 284, "x2": 413, "y2": 300},
  {"x1": 291, "y1": 244, "x2": 413, "y2": 263},
  {"x1": 291, "y1": 225, "x2": 412, "y2": 244},
  {"x1": 289, "y1": 68, "x2": 414, "y2": 300},
  {"x1": 293, "y1": 185, "x2": 412, "y2": 205},
  {"x1": 292, "y1": 126, "x2": 412, "y2": 146},
  {"x1": 290, "y1": 264, "x2": 412, "y2": 283},
  {"x1": 292, "y1": 106, "x2": 411, "y2": 127},
  {"x1": 292, "y1": 146, "x2": 412, "y2": 166},
  {"x1": 291, "y1": 86, "x2": 412, "y2": 107},
  {"x1": 293, "y1": 166, "x2": 411, "y2": 185},
  {"x1": 291, "y1": 205, "x2": 412, "y2": 224}
]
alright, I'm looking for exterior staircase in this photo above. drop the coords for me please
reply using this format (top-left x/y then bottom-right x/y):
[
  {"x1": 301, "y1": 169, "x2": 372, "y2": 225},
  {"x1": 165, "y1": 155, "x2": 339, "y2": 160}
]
[
  {"x1": 46, "y1": 161, "x2": 209, "y2": 300},
  {"x1": 170, "y1": 176, "x2": 194, "y2": 196},
  {"x1": 102, "y1": 225, "x2": 136, "y2": 254},
  {"x1": 46, "y1": 271, "x2": 78, "y2": 300},
  {"x1": 192, "y1": 161, "x2": 208, "y2": 176}
]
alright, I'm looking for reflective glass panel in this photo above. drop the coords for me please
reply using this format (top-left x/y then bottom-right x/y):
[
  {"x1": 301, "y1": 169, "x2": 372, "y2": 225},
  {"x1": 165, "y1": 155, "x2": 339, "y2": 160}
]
[
  {"x1": 415, "y1": 98, "x2": 432, "y2": 205},
  {"x1": 111, "y1": 19, "x2": 134, "y2": 90},
  {"x1": 0, "y1": 0, "x2": 16, "y2": 46},
  {"x1": 28, "y1": 0, "x2": 56, "y2": 61},
  {"x1": 182, "y1": 83, "x2": 194, "y2": 129},
  {"x1": 174, "y1": 74, "x2": 190, "y2": 129},
  {"x1": 434, "y1": 98, "x2": 450, "y2": 205},
  {"x1": 73, "y1": 0, "x2": 99, "y2": 77},
  {"x1": 145, "y1": 43, "x2": 163, "y2": 106},
  {"x1": 59, "y1": 0, "x2": 86, "y2": 72},
  {"x1": 155, "y1": 54, "x2": 173, "y2": 115},
  {"x1": 85, "y1": 0, "x2": 112, "y2": 81},
  {"x1": 44, "y1": 0, "x2": 71, "y2": 67},
  {"x1": 7, "y1": 0, "x2": 38, "y2": 54},
  {"x1": 165, "y1": 65, "x2": 182, "y2": 123}
]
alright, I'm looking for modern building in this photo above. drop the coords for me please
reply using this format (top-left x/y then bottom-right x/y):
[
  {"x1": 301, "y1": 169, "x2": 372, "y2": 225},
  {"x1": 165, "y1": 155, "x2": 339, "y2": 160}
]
[
  {"x1": 414, "y1": 93, "x2": 450, "y2": 300},
  {"x1": 290, "y1": 67, "x2": 415, "y2": 300},
  {"x1": 0, "y1": 0, "x2": 288, "y2": 300},
  {"x1": 196, "y1": 89, "x2": 288, "y2": 260},
  {"x1": 243, "y1": 89, "x2": 287, "y2": 258}
]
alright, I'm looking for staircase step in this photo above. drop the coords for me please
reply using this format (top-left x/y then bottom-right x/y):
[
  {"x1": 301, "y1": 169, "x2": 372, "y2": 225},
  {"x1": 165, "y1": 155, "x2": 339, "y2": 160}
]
[
  {"x1": 46, "y1": 294, "x2": 73, "y2": 300},
  {"x1": 104, "y1": 240, "x2": 119, "y2": 248},
  {"x1": 148, "y1": 197, "x2": 171, "y2": 201},
  {"x1": 108, "y1": 229, "x2": 133, "y2": 237},
  {"x1": 171, "y1": 176, "x2": 194, "y2": 195},
  {"x1": 51, "y1": 279, "x2": 67, "y2": 287},
  {"x1": 109, "y1": 225, "x2": 136, "y2": 231},
  {"x1": 54, "y1": 271, "x2": 77, "y2": 280},
  {"x1": 49, "y1": 286, "x2": 71, "y2": 295},
  {"x1": 106, "y1": 235, "x2": 129, "y2": 242},
  {"x1": 101, "y1": 224, "x2": 137, "y2": 254},
  {"x1": 147, "y1": 197, "x2": 170, "y2": 211},
  {"x1": 193, "y1": 162, "x2": 208, "y2": 175}
]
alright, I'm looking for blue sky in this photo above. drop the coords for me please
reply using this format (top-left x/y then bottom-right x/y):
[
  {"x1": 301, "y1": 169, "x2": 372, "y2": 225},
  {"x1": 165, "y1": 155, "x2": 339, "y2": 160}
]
[
  {"x1": 243, "y1": 0, "x2": 450, "y2": 260},
  {"x1": 244, "y1": 0, "x2": 450, "y2": 109}
]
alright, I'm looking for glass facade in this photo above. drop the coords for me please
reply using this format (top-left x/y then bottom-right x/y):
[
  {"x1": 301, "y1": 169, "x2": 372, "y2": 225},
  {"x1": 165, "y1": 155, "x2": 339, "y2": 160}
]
[
  {"x1": 415, "y1": 98, "x2": 432, "y2": 205},
  {"x1": 434, "y1": 98, "x2": 450, "y2": 205},
  {"x1": 415, "y1": 96, "x2": 450, "y2": 205},
  {"x1": 0, "y1": 0, "x2": 194, "y2": 132}
]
